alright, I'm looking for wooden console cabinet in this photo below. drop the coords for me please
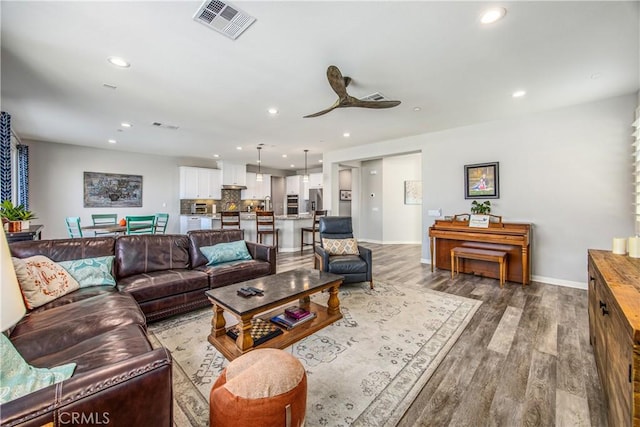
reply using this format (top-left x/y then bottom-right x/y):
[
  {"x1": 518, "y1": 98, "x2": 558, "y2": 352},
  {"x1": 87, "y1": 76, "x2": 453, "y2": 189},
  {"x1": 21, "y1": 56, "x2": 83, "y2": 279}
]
[{"x1": 588, "y1": 250, "x2": 640, "y2": 427}]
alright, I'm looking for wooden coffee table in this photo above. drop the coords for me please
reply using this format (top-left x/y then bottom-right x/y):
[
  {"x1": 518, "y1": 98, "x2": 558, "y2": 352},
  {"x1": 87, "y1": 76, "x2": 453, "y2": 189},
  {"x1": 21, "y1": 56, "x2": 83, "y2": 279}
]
[{"x1": 205, "y1": 268, "x2": 344, "y2": 360}]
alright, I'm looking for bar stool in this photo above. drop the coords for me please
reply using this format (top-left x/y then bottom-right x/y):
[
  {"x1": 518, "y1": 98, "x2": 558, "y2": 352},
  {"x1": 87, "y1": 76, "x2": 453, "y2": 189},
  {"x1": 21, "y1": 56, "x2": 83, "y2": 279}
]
[
  {"x1": 221, "y1": 211, "x2": 241, "y2": 230},
  {"x1": 300, "y1": 210, "x2": 326, "y2": 254},
  {"x1": 256, "y1": 211, "x2": 278, "y2": 252}
]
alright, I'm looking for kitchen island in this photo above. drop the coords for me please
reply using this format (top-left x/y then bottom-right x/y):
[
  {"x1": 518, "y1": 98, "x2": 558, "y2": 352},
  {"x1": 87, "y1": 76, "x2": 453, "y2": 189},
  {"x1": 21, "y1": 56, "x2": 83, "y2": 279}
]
[{"x1": 180, "y1": 213, "x2": 314, "y2": 253}]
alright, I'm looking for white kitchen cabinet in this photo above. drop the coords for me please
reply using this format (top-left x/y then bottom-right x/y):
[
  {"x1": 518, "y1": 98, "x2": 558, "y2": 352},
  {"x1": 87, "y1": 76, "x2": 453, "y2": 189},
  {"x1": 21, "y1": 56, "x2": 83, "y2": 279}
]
[
  {"x1": 221, "y1": 162, "x2": 246, "y2": 187},
  {"x1": 309, "y1": 173, "x2": 322, "y2": 188},
  {"x1": 179, "y1": 166, "x2": 221, "y2": 199},
  {"x1": 243, "y1": 173, "x2": 272, "y2": 200},
  {"x1": 180, "y1": 215, "x2": 213, "y2": 233},
  {"x1": 200, "y1": 217, "x2": 213, "y2": 230},
  {"x1": 286, "y1": 175, "x2": 303, "y2": 195}
]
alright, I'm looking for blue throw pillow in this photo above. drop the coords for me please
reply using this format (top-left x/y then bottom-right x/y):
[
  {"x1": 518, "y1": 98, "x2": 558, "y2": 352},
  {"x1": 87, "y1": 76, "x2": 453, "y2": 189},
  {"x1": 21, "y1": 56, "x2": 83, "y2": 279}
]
[
  {"x1": 58, "y1": 256, "x2": 116, "y2": 288},
  {"x1": 0, "y1": 333, "x2": 76, "y2": 404},
  {"x1": 201, "y1": 241, "x2": 252, "y2": 266}
]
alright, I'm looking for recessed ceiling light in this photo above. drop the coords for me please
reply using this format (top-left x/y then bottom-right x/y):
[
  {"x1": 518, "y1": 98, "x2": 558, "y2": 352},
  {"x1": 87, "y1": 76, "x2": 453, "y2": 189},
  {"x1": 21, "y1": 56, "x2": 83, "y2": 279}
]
[
  {"x1": 107, "y1": 56, "x2": 130, "y2": 68},
  {"x1": 413, "y1": 107, "x2": 422, "y2": 112},
  {"x1": 282, "y1": 154, "x2": 287, "y2": 158},
  {"x1": 480, "y1": 7, "x2": 506, "y2": 24},
  {"x1": 290, "y1": 164, "x2": 295, "y2": 168},
  {"x1": 213, "y1": 154, "x2": 220, "y2": 158},
  {"x1": 343, "y1": 132, "x2": 350, "y2": 138},
  {"x1": 319, "y1": 159, "x2": 323, "y2": 163},
  {"x1": 512, "y1": 90, "x2": 526, "y2": 98},
  {"x1": 591, "y1": 73, "x2": 602, "y2": 79},
  {"x1": 120, "y1": 122, "x2": 132, "y2": 128},
  {"x1": 108, "y1": 139, "x2": 117, "y2": 144},
  {"x1": 268, "y1": 108, "x2": 279, "y2": 115},
  {"x1": 236, "y1": 146, "x2": 242, "y2": 150}
]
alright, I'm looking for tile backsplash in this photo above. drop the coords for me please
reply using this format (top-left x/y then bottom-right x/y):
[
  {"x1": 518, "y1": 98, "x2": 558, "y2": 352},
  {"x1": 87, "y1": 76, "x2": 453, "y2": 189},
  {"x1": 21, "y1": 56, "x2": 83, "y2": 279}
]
[{"x1": 180, "y1": 189, "x2": 266, "y2": 214}]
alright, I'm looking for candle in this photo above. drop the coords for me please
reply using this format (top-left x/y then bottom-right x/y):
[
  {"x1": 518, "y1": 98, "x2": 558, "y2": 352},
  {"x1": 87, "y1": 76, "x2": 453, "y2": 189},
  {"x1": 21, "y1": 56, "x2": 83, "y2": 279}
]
[
  {"x1": 612, "y1": 237, "x2": 627, "y2": 255},
  {"x1": 629, "y1": 237, "x2": 640, "y2": 259}
]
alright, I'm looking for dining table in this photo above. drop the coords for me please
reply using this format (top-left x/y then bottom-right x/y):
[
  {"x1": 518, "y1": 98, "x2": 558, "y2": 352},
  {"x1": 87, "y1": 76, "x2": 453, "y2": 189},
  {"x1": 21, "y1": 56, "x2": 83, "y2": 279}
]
[{"x1": 81, "y1": 223, "x2": 152, "y2": 235}]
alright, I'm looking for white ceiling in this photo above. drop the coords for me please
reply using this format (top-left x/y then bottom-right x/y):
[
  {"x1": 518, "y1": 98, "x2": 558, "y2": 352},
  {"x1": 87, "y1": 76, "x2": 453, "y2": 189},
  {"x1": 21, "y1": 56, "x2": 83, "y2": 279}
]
[{"x1": 1, "y1": 1, "x2": 638, "y2": 170}]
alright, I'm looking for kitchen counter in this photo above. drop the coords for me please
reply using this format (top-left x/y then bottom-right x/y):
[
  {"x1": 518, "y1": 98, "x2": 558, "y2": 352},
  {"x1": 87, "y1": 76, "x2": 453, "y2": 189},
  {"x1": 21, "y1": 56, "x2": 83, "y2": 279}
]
[{"x1": 180, "y1": 213, "x2": 313, "y2": 252}]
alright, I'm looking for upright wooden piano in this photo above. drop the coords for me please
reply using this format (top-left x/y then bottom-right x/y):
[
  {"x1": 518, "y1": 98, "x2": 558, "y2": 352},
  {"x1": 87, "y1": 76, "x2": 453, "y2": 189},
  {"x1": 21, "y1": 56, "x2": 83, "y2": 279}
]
[{"x1": 428, "y1": 218, "x2": 532, "y2": 285}]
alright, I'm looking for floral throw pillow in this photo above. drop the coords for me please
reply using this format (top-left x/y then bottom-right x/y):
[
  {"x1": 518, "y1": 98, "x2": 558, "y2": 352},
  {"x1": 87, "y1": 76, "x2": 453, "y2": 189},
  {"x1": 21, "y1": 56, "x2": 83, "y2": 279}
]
[
  {"x1": 58, "y1": 256, "x2": 116, "y2": 288},
  {"x1": 0, "y1": 333, "x2": 76, "y2": 404},
  {"x1": 11, "y1": 255, "x2": 80, "y2": 309},
  {"x1": 322, "y1": 238, "x2": 360, "y2": 255}
]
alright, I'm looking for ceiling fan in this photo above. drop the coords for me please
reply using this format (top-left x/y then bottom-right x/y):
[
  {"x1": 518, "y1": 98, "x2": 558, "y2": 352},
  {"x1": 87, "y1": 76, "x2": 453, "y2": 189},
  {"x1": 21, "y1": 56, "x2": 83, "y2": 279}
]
[{"x1": 303, "y1": 65, "x2": 401, "y2": 118}]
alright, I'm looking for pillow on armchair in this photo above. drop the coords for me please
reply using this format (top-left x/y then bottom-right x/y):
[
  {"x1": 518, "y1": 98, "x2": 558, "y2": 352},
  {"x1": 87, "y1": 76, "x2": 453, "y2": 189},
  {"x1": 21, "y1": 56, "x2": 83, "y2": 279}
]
[{"x1": 322, "y1": 238, "x2": 360, "y2": 256}]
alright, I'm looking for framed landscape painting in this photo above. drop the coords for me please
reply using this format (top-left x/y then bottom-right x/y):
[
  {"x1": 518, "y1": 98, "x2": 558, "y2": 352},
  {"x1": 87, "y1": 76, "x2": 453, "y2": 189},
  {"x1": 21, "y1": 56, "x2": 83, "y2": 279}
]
[
  {"x1": 84, "y1": 172, "x2": 143, "y2": 207},
  {"x1": 464, "y1": 162, "x2": 499, "y2": 199}
]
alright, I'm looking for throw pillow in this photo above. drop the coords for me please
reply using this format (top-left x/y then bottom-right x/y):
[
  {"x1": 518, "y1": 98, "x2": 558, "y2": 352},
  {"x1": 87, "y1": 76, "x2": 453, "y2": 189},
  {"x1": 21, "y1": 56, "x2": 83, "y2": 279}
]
[
  {"x1": 58, "y1": 256, "x2": 116, "y2": 288},
  {"x1": 0, "y1": 333, "x2": 76, "y2": 404},
  {"x1": 201, "y1": 241, "x2": 253, "y2": 266},
  {"x1": 322, "y1": 238, "x2": 360, "y2": 255},
  {"x1": 11, "y1": 255, "x2": 80, "y2": 309}
]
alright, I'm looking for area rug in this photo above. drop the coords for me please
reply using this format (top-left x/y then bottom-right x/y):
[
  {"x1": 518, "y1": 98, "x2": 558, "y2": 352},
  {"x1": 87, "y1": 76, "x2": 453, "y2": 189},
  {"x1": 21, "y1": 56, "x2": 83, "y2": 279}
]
[{"x1": 148, "y1": 281, "x2": 482, "y2": 427}]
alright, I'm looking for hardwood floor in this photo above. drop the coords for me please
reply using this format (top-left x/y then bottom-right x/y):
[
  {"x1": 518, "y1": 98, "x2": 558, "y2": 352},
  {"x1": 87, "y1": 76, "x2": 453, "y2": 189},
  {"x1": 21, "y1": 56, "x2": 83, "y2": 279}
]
[{"x1": 278, "y1": 243, "x2": 606, "y2": 427}]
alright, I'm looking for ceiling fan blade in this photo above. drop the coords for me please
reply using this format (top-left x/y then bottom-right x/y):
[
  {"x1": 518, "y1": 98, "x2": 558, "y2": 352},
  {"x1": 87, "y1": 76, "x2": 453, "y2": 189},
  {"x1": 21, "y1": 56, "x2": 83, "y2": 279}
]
[
  {"x1": 327, "y1": 65, "x2": 349, "y2": 99},
  {"x1": 303, "y1": 100, "x2": 340, "y2": 118},
  {"x1": 347, "y1": 99, "x2": 402, "y2": 109}
]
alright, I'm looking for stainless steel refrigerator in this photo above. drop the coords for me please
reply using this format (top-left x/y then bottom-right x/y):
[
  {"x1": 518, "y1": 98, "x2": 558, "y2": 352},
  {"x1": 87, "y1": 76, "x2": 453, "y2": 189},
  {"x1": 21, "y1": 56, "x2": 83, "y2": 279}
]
[{"x1": 308, "y1": 188, "x2": 323, "y2": 212}]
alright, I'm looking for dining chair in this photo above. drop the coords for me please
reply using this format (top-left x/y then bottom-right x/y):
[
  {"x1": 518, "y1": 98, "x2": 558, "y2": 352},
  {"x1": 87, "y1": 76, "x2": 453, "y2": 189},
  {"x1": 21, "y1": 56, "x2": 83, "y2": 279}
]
[
  {"x1": 125, "y1": 215, "x2": 156, "y2": 235},
  {"x1": 220, "y1": 211, "x2": 241, "y2": 230},
  {"x1": 91, "y1": 213, "x2": 118, "y2": 236},
  {"x1": 256, "y1": 211, "x2": 278, "y2": 251},
  {"x1": 300, "y1": 210, "x2": 327, "y2": 254},
  {"x1": 154, "y1": 213, "x2": 169, "y2": 234},
  {"x1": 65, "y1": 216, "x2": 83, "y2": 238}
]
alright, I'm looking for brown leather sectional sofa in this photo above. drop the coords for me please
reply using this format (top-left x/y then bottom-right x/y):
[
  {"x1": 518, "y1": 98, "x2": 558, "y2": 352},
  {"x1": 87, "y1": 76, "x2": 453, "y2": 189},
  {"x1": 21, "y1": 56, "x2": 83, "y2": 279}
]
[{"x1": 2, "y1": 230, "x2": 276, "y2": 426}]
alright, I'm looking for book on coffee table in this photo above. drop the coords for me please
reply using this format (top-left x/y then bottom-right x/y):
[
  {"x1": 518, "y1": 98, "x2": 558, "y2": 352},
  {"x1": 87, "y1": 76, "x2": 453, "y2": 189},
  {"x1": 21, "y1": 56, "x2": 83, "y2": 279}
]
[
  {"x1": 226, "y1": 318, "x2": 283, "y2": 345},
  {"x1": 285, "y1": 305, "x2": 311, "y2": 320},
  {"x1": 271, "y1": 312, "x2": 317, "y2": 330}
]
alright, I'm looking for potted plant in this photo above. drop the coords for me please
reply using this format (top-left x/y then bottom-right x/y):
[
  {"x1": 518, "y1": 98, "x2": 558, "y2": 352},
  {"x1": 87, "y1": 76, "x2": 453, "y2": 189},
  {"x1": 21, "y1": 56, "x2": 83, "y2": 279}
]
[
  {"x1": 1, "y1": 201, "x2": 36, "y2": 231},
  {"x1": 470, "y1": 200, "x2": 491, "y2": 215}
]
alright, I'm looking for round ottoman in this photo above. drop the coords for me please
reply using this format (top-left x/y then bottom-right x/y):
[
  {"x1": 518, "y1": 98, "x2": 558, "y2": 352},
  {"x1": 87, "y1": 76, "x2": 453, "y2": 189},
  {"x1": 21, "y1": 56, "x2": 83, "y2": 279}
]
[{"x1": 210, "y1": 348, "x2": 307, "y2": 427}]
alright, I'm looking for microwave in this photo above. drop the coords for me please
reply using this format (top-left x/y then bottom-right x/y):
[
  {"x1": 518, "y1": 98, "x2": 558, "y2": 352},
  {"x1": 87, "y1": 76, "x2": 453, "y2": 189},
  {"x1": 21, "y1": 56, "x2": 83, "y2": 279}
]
[{"x1": 191, "y1": 203, "x2": 207, "y2": 214}]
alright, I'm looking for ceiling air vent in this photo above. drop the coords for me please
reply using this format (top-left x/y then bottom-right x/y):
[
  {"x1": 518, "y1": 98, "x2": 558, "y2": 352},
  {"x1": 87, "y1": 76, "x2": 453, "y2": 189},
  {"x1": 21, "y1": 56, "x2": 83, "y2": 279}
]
[
  {"x1": 152, "y1": 122, "x2": 180, "y2": 130},
  {"x1": 360, "y1": 92, "x2": 388, "y2": 102},
  {"x1": 193, "y1": 0, "x2": 256, "y2": 40}
]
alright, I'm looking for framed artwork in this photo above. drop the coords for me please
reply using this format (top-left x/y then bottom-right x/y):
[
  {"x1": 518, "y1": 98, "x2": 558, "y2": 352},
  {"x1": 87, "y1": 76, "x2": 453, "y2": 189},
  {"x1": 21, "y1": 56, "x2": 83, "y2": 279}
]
[
  {"x1": 340, "y1": 190, "x2": 352, "y2": 201},
  {"x1": 83, "y1": 172, "x2": 143, "y2": 207},
  {"x1": 404, "y1": 180, "x2": 422, "y2": 205},
  {"x1": 464, "y1": 162, "x2": 499, "y2": 199}
]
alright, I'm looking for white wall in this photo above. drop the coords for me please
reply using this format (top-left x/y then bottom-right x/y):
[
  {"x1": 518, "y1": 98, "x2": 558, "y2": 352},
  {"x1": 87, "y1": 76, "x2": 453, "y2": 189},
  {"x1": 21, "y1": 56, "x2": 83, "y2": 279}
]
[
  {"x1": 324, "y1": 94, "x2": 637, "y2": 286},
  {"x1": 27, "y1": 140, "x2": 182, "y2": 238},
  {"x1": 382, "y1": 153, "x2": 422, "y2": 244}
]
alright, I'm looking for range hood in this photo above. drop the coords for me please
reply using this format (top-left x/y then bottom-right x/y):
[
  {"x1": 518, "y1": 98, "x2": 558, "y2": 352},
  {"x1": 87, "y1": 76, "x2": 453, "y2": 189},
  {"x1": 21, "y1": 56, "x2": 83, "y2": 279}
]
[{"x1": 221, "y1": 184, "x2": 247, "y2": 190}]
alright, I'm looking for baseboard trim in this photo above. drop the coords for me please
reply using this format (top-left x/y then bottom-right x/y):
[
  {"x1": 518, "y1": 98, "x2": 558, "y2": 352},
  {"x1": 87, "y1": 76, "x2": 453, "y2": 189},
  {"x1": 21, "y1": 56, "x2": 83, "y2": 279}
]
[
  {"x1": 531, "y1": 275, "x2": 587, "y2": 290},
  {"x1": 359, "y1": 239, "x2": 422, "y2": 245}
]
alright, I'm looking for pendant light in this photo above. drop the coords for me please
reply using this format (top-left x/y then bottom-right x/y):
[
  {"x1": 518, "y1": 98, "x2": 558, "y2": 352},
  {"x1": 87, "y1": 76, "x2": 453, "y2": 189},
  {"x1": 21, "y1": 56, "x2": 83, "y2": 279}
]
[
  {"x1": 256, "y1": 146, "x2": 263, "y2": 182},
  {"x1": 303, "y1": 149, "x2": 309, "y2": 183}
]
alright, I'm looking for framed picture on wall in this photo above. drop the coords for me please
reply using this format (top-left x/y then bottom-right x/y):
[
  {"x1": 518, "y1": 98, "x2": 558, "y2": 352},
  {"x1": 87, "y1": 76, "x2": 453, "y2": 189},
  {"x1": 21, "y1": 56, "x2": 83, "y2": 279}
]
[
  {"x1": 83, "y1": 171, "x2": 143, "y2": 207},
  {"x1": 404, "y1": 180, "x2": 422, "y2": 205},
  {"x1": 340, "y1": 190, "x2": 352, "y2": 201},
  {"x1": 464, "y1": 162, "x2": 499, "y2": 199}
]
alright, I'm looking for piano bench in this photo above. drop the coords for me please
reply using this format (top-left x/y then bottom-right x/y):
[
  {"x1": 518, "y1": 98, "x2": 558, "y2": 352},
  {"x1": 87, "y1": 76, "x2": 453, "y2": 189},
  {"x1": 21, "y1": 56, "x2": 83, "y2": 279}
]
[{"x1": 450, "y1": 247, "x2": 508, "y2": 287}]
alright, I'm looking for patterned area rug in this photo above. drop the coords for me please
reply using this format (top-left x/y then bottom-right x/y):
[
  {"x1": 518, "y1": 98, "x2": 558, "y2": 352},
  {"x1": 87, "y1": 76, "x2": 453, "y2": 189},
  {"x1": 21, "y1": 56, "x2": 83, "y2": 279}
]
[{"x1": 148, "y1": 281, "x2": 482, "y2": 427}]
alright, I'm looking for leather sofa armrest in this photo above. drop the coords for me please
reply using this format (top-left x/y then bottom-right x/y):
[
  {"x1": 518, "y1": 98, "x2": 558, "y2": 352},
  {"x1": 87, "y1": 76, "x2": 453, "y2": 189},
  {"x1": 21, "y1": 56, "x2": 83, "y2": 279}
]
[
  {"x1": 1, "y1": 348, "x2": 173, "y2": 427},
  {"x1": 245, "y1": 241, "x2": 276, "y2": 275},
  {"x1": 314, "y1": 246, "x2": 330, "y2": 271},
  {"x1": 358, "y1": 245, "x2": 373, "y2": 280}
]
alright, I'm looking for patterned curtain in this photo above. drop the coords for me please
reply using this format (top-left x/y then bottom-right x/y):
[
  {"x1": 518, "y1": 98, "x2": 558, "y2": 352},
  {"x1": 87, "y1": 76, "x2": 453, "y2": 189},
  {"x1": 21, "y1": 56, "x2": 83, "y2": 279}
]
[
  {"x1": 16, "y1": 144, "x2": 29, "y2": 210},
  {"x1": 0, "y1": 111, "x2": 11, "y2": 203}
]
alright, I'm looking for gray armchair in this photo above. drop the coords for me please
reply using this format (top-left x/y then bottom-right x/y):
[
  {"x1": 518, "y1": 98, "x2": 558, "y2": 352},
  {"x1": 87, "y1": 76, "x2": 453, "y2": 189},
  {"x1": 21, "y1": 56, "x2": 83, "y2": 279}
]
[{"x1": 314, "y1": 216, "x2": 373, "y2": 289}]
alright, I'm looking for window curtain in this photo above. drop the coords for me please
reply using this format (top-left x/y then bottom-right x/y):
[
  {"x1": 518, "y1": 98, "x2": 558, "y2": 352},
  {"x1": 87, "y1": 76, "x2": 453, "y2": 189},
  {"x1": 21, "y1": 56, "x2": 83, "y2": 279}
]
[
  {"x1": 0, "y1": 111, "x2": 11, "y2": 203},
  {"x1": 16, "y1": 144, "x2": 29, "y2": 210}
]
